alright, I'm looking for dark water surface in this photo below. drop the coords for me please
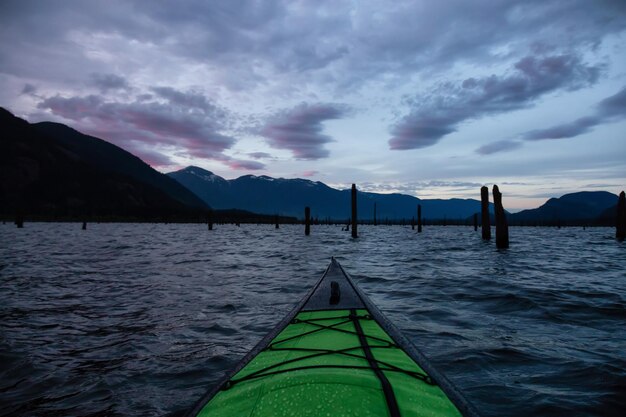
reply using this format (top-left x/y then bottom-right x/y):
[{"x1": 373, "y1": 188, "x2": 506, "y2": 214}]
[{"x1": 1, "y1": 223, "x2": 624, "y2": 416}]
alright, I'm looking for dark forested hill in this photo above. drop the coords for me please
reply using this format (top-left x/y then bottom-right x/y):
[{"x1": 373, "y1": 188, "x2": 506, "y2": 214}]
[
  {"x1": 509, "y1": 191, "x2": 618, "y2": 225},
  {"x1": 0, "y1": 107, "x2": 207, "y2": 220}
]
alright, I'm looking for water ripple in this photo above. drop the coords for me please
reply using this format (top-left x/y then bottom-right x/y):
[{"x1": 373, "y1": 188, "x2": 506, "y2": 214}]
[{"x1": 0, "y1": 223, "x2": 625, "y2": 416}]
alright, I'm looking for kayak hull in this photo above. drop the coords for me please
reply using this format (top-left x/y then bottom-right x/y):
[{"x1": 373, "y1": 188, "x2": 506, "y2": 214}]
[{"x1": 186, "y1": 258, "x2": 479, "y2": 417}]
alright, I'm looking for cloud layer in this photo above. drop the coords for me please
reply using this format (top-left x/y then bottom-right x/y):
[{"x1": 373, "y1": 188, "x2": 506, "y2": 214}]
[
  {"x1": 0, "y1": 0, "x2": 625, "y2": 201},
  {"x1": 36, "y1": 87, "x2": 241, "y2": 167},
  {"x1": 389, "y1": 53, "x2": 602, "y2": 150},
  {"x1": 523, "y1": 86, "x2": 626, "y2": 140},
  {"x1": 261, "y1": 103, "x2": 349, "y2": 159}
]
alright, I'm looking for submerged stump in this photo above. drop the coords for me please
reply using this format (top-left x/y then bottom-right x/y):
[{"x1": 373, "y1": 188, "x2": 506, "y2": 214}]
[
  {"x1": 481, "y1": 186, "x2": 491, "y2": 240},
  {"x1": 351, "y1": 184, "x2": 358, "y2": 238},
  {"x1": 493, "y1": 185, "x2": 509, "y2": 249},
  {"x1": 305, "y1": 206, "x2": 311, "y2": 236},
  {"x1": 417, "y1": 205, "x2": 422, "y2": 233},
  {"x1": 617, "y1": 191, "x2": 625, "y2": 241},
  {"x1": 373, "y1": 202, "x2": 377, "y2": 226}
]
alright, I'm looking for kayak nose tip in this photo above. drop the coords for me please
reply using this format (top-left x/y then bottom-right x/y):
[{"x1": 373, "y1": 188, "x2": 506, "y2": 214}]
[{"x1": 329, "y1": 281, "x2": 341, "y2": 305}]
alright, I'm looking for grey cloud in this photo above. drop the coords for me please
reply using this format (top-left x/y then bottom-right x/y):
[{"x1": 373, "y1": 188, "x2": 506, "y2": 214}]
[
  {"x1": 523, "y1": 116, "x2": 600, "y2": 140},
  {"x1": 2, "y1": 1, "x2": 624, "y2": 95},
  {"x1": 476, "y1": 140, "x2": 523, "y2": 155},
  {"x1": 21, "y1": 83, "x2": 36, "y2": 95},
  {"x1": 90, "y1": 73, "x2": 129, "y2": 93},
  {"x1": 598, "y1": 86, "x2": 626, "y2": 117},
  {"x1": 332, "y1": 1, "x2": 625, "y2": 93},
  {"x1": 522, "y1": 86, "x2": 626, "y2": 140},
  {"x1": 248, "y1": 152, "x2": 272, "y2": 159},
  {"x1": 150, "y1": 87, "x2": 222, "y2": 113},
  {"x1": 261, "y1": 103, "x2": 349, "y2": 160},
  {"x1": 389, "y1": 53, "x2": 602, "y2": 150}
]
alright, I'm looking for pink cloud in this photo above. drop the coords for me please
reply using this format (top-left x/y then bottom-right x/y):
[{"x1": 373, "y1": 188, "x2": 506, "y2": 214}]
[{"x1": 37, "y1": 90, "x2": 236, "y2": 165}]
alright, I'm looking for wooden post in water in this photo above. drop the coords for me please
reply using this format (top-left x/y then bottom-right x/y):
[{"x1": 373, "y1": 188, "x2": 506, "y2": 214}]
[
  {"x1": 82, "y1": 221, "x2": 87, "y2": 230},
  {"x1": 417, "y1": 205, "x2": 422, "y2": 233},
  {"x1": 351, "y1": 184, "x2": 358, "y2": 238},
  {"x1": 473, "y1": 213, "x2": 478, "y2": 232},
  {"x1": 373, "y1": 203, "x2": 377, "y2": 226},
  {"x1": 492, "y1": 185, "x2": 509, "y2": 249},
  {"x1": 616, "y1": 191, "x2": 625, "y2": 241},
  {"x1": 411, "y1": 216, "x2": 415, "y2": 230},
  {"x1": 15, "y1": 213, "x2": 23, "y2": 228},
  {"x1": 305, "y1": 206, "x2": 311, "y2": 236},
  {"x1": 275, "y1": 215, "x2": 279, "y2": 229},
  {"x1": 208, "y1": 211, "x2": 213, "y2": 230},
  {"x1": 481, "y1": 186, "x2": 491, "y2": 240}
]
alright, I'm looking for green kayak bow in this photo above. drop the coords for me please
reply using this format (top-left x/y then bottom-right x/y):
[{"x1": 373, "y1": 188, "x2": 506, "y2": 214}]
[{"x1": 186, "y1": 258, "x2": 479, "y2": 417}]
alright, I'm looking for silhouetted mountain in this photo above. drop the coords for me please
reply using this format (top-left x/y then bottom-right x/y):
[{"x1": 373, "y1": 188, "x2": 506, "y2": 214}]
[
  {"x1": 32, "y1": 121, "x2": 206, "y2": 209},
  {"x1": 0, "y1": 107, "x2": 207, "y2": 220},
  {"x1": 509, "y1": 191, "x2": 618, "y2": 225},
  {"x1": 168, "y1": 166, "x2": 492, "y2": 221},
  {"x1": 596, "y1": 204, "x2": 619, "y2": 226}
]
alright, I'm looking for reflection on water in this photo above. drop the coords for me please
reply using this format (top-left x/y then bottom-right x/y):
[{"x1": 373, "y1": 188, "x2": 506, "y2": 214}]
[{"x1": 0, "y1": 223, "x2": 624, "y2": 416}]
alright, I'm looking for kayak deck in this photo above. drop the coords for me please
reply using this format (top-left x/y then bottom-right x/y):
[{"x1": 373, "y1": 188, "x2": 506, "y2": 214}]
[{"x1": 188, "y1": 258, "x2": 477, "y2": 417}]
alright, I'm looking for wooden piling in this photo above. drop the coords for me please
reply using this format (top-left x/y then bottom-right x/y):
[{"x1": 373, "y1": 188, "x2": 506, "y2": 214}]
[
  {"x1": 15, "y1": 214, "x2": 23, "y2": 228},
  {"x1": 82, "y1": 221, "x2": 87, "y2": 230},
  {"x1": 417, "y1": 205, "x2": 422, "y2": 233},
  {"x1": 481, "y1": 186, "x2": 491, "y2": 240},
  {"x1": 305, "y1": 206, "x2": 311, "y2": 236},
  {"x1": 374, "y1": 203, "x2": 377, "y2": 226},
  {"x1": 411, "y1": 216, "x2": 415, "y2": 230},
  {"x1": 275, "y1": 215, "x2": 279, "y2": 229},
  {"x1": 493, "y1": 185, "x2": 509, "y2": 249},
  {"x1": 474, "y1": 213, "x2": 478, "y2": 231},
  {"x1": 351, "y1": 184, "x2": 358, "y2": 238},
  {"x1": 617, "y1": 191, "x2": 625, "y2": 241}
]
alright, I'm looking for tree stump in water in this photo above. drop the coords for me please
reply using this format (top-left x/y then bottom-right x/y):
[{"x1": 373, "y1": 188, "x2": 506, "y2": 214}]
[
  {"x1": 417, "y1": 205, "x2": 422, "y2": 233},
  {"x1": 481, "y1": 186, "x2": 491, "y2": 240},
  {"x1": 351, "y1": 184, "x2": 358, "y2": 238},
  {"x1": 492, "y1": 185, "x2": 509, "y2": 249},
  {"x1": 617, "y1": 191, "x2": 625, "y2": 241},
  {"x1": 305, "y1": 206, "x2": 311, "y2": 236}
]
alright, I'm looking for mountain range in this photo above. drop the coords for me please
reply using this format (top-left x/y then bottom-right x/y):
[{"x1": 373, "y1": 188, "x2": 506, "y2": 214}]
[
  {"x1": 1, "y1": 107, "x2": 620, "y2": 225},
  {"x1": 168, "y1": 166, "x2": 620, "y2": 225},
  {"x1": 167, "y1": 166, "x2": 495, "y2": 222}
]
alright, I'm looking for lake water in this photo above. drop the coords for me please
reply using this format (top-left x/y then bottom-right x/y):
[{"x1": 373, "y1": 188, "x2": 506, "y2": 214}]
[{"x1": 0, "y1": 223, "x2": 624, "y2": 416}]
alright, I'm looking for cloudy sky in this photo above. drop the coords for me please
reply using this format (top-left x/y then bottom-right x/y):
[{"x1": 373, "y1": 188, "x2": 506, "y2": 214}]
[{"x1": 2, "y1": 0, "x2": 625, "y2": 210}]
